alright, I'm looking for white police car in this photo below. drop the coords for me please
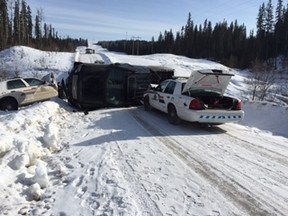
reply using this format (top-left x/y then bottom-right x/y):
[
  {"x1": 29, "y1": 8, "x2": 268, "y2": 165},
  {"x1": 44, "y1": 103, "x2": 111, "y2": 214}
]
[
  {"x1": 143, "y1": 69, "x2": 244, "y2": 125},
  {"x1": 0, "y1": 76, "x2": 58, "y2": 111}
]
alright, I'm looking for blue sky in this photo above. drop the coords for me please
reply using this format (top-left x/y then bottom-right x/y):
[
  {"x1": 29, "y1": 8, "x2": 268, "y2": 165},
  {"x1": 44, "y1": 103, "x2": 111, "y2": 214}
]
[{"x1": 27, "y1": 0, "x2": 279, "y2": 42}]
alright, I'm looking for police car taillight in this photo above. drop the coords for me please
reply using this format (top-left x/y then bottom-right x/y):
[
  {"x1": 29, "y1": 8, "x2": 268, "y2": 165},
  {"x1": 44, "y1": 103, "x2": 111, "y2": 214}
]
[
  {"x1": 235, "y1": 100, "x2": 243, "y2": 110},
  {"x1": 189, "y1": 99, "x2": 205, "y2": 110}
]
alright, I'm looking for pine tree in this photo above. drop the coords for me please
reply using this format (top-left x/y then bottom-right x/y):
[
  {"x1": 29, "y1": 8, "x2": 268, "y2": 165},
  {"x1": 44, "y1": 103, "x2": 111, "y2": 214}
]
[
  {"x1": 265, "y1": 0, "x2": 274, "y2": 33},
  {"x1": 0, "y1": 0, "x2": 9, "y2": 48},
  {"x1": 157, "y1": 32, "x2": 164, "y2": 53},
  {"x1": 35, "y1": 14, "x2": 41, "y2": 39},
  {"x1": 13, "y1": 0, "x2": 20, "y2": 44},
  {"x1": 20, "y1": 0, "x2": 27, "y2": 44},
  {"x1": 275, "y1": 0, "x2": 284, "y2": 55},
  {"x1": 44, "y1": 23, "x2": 48, "y2": 38},
  {"x1": 256, "y1": 3, "x2": 267, "y2": 60},
  {"x1": 26, "y1": 6, "x2": 33, "y2": 45},
  {"x1": 257, "y1": 3, "x2": 266, "y2": 36},
  {"x1": 35, "y1": 8, "x2": 44, "y2": 40},
  {"x1": 279, "y1": 7, "x2": 288, "y2": 54},
  {"x1": 276, "y1": 0, "x2": 283, "y2": 22},
  {"x1": 184, "y1": 12, "x2": 194, "y2": 57}
]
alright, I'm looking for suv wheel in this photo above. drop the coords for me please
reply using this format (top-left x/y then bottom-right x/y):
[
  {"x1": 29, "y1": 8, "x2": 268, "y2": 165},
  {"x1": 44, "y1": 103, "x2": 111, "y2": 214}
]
[
  {"x1": 0, "y1": 98, "x2": 18, "y2": 111},
  {"x1": 143, "y1": 96, "x2": 151, "y2": 111}
]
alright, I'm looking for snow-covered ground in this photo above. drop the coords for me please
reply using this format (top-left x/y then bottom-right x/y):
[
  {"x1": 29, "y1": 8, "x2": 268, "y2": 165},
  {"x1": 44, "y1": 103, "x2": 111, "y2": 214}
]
[{"x1": 0, "y1": 46, "x2": 288, "y2": 216}]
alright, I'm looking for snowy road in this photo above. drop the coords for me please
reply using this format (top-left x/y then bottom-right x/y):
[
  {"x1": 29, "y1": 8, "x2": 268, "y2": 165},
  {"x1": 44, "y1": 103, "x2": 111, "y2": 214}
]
[
  {"x1": 36, "y1": 104, "x2": 288, "y2": 216},
  {"x1": 1, "y1": 46, "x2": 288, "y2": 216},
  {"x1": 62, "y1": 48, "x2": 286, "y2": 215},
  {"x1": 131, "y1": 108, "x2": 288, "y2": 216}
]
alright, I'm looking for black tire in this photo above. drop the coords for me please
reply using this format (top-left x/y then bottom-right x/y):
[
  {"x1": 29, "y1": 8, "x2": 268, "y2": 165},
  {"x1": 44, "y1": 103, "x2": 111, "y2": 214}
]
[
  {"x1": 143, "y1": 96, "x2": 151, "y2": 111},
  {"x1": 168, "y1": 104, "x2": 180, "y2": 124},
  {"x1": 0, "y1": 98, "x2": 18, "y2": 111}
]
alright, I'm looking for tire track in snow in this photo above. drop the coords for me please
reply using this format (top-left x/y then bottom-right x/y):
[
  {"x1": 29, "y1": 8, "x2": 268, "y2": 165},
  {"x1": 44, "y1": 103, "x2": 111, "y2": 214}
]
[
  {"x1": 200, "y1": 128, "x2": 288, "y2": 205},
  {"x1": 130, "y1": 109, "x2": 286, "y2": 216},
  {"x1": 204, "y1": 133, "x2": 288, "y2": 186},
  {"x1": 221, "y1": 130, "x2": 288, "y2": 167},
  {"x1": 184, "y1": 134, "x2": 288, "y2": 215},
  {"x1": 179, "y1": 129, "x2": 288, "y2": 192},
  {"x1": 69, "y1": 111, "x2": 163, "y2": 216},
  {"x1": 110, "y1": 132, "x2": 164, "y2": 216}
]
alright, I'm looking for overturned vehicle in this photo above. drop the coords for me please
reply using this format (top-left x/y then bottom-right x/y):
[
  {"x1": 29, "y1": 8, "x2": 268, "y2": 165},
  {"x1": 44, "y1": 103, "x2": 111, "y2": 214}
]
[{"x1": 62, "y1": 62, "x2": 174, "y2": 110}]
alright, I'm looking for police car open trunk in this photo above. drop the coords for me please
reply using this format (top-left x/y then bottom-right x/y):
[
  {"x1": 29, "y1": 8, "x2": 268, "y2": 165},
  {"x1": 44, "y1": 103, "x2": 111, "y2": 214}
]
[{"x1": 182, "y1": 69, "x2": 242, "y2": 111}]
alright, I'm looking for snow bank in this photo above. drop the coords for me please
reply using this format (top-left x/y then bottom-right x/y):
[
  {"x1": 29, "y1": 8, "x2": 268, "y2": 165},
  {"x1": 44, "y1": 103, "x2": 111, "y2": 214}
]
[
  {"x1": 242, "y1": 101, "x2": 288, "y2": 137},
  {"x1": 43, "y1": 123, "x2": 61, "y2": 152},
  {"x1": 33, "y1": 164, "x2": 49, "y2": 188},
  {"x1": 0, "y1": 100, "x2": 68, "y2": 204},
  {"x1": 27, "y1": 183, "x2": 44, "y2": 201},
  {"x1": 0, "y1": 46, "x2": 75, "y2": 79}
]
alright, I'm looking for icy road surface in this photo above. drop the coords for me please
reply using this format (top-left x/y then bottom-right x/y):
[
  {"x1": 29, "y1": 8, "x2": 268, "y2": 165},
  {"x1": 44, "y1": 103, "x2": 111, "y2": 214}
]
[{"x1": 43, "y1": 105, "x2": 288, "y2": 216}]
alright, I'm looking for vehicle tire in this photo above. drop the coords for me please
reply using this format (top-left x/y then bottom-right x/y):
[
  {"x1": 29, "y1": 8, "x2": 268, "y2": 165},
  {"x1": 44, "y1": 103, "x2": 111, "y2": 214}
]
[
  {"x1": 143, "y1": 96, "x2": 151, "y2": 111},
  {"x1": 168, "y1": 104, "x2": 180, "y2": 124},
  {"x1": 0, "y1": 98, "x2": 18, "y2": 111}
]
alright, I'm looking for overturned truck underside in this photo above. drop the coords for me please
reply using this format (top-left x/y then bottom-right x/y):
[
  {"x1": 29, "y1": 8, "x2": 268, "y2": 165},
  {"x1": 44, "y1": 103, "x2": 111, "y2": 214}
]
[{"x1": 63, "y1": 63, "x2": 174, "y2": 110}]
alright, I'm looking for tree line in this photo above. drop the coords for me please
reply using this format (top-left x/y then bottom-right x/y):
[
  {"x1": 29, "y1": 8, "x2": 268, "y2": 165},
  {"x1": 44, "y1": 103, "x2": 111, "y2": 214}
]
[
  {"x1": 98, "y1": 0, "x2": 288, "y2": 69},
  {"x1": 0, "y1": 0, "x2": 87, "y2": 52}
]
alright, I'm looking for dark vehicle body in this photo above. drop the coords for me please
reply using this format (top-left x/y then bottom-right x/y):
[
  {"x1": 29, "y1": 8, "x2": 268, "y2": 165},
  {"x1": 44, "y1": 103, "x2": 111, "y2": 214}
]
[{"x1": 63, "y1": 63, "x2": 173, "y2": 110}]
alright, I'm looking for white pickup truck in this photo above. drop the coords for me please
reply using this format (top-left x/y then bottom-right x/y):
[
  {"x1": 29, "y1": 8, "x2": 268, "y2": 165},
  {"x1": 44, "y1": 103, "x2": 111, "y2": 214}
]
[{"x1": 143, "y1": 69, "x2": 244, "y2": 125}]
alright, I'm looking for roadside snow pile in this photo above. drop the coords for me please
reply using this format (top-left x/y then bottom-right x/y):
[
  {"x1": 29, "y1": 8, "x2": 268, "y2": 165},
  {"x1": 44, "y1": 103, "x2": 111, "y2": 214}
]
[
  {"x1": 43, "y1": 123, "x2": 61, "y2": 152},
  {"x1": 99, "y1": 51, "x2": 230, "y2": 78},
  {"x1": 0, "y1": 46, "x2": 75, "y2": 78},
  {"x1": 0, "y1": 100, "x2": 69, "y2": 204},
  {"x1": 242, "y1": 101, "x2": 288, "y2": 137}
]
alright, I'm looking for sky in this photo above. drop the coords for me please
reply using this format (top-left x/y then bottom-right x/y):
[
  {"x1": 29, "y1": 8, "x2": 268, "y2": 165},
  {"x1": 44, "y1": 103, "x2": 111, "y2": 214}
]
[{"x1": 26, "y1": 0, "x2": 280, "y2": 43}]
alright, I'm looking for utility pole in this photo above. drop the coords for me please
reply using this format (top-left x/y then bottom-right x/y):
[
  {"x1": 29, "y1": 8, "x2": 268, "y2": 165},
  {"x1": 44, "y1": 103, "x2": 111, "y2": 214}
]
[
  {"x1": 131, "y1": 36, "x2": 141, "y2": 55},
  {"x1": 124, "y1": 32, "x2": 127, "y2": 52}
]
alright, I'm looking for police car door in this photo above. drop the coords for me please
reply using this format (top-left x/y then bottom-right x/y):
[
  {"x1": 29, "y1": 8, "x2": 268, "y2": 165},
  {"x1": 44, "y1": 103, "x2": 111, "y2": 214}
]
[
  {"x1": 150, "y1": 80, "x2": 169, "y2": 110},
  {"x1": 158, "y1": 80, "x2": 176, "y2": 112},
  {"x1": 6, "y1": 79, "x2": 34, "y2": 105},
  {"x1": 23, "y1": 78, "x2": 57, "y2": 102}
]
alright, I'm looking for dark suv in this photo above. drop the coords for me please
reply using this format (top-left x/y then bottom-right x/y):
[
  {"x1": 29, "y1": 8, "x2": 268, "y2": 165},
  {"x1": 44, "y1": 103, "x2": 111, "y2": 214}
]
[{"x1": 62, "y1": 63, "x2": 174, "y2": 110}]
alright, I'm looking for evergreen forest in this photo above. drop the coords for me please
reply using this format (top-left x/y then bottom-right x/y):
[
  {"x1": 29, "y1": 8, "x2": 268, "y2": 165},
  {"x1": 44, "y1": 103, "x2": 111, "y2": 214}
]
[
  {"x1": 98, "y1": 0, "x2": 288, "y2": 69},
  {"x1": 0, "y1": 0, "x2": 88, "y2": 52},
  {"x1": 1, "y1": 0, "x2": 288, "y2": 69}
]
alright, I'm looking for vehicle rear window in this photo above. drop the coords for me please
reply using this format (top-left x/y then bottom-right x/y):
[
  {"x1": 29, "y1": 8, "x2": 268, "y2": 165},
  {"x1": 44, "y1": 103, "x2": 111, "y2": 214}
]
[{"x1": 7, "y1": 80, "x2": 26, "y2": 89}]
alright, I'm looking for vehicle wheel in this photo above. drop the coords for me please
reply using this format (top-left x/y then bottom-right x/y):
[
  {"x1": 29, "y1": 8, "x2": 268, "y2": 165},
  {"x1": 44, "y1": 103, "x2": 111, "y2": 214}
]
[
  {"x1": 143, "y1": 96, "x2": 151, "y2": 111},
  {"x1": 168, "y1": 104, "x2": 180, "y2": 124},
  {"x1": 0, "y1": 98, "x2": 18, "y2": 111}
]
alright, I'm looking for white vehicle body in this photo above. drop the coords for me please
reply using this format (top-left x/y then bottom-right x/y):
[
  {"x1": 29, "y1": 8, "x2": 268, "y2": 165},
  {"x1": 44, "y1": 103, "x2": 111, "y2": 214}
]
[
  {"x1": 143, "y1": 69, "x2": 244, "y2": 124},
  {"x1": 0, "y1": 76, "x2": 58, "y2": 111}
]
